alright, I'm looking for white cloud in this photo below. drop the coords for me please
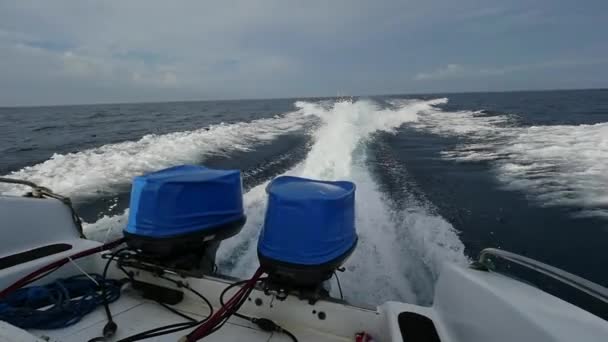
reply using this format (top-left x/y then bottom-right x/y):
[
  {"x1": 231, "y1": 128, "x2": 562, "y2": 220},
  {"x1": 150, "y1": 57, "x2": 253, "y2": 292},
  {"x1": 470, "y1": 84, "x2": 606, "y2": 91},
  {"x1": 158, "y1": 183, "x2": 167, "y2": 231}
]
[{"x1": 0, "y1": 1, "x2": 607, "y2": 105}]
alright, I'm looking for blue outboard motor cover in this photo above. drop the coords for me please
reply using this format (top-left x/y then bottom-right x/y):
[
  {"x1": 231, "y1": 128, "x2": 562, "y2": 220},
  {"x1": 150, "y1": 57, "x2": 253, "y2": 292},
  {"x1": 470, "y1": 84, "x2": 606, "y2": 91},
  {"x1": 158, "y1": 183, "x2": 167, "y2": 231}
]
[
  {"x1": 258, "y1": 176, "x2": 356, "y2": 265},
  {"x1": 125, "y1": 165, "x2": 244, "y2": 238}
]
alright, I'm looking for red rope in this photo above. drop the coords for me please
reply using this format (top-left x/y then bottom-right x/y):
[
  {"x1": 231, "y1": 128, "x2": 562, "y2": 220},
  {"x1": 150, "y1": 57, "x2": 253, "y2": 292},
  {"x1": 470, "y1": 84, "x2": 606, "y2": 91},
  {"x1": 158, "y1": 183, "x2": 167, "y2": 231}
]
[
  {"x1": 0, "y1": 238, "x2": 125, "y2": 299},
  {"x1": 185, "y1": 268, "x2": 265, "y2": 341}
]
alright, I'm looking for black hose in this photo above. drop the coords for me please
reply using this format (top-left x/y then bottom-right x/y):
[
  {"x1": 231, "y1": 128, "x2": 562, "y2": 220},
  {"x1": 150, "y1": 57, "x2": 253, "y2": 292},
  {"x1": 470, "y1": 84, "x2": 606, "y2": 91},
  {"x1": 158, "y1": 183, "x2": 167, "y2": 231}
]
[
  {"x1": 334, "y1": 271, "x2": 344, "y2": 300},
  {"x1": 218, "y1": 278, "x2": 298, "y2": 342},
  {"x1": 112, "y1": 253, "x2": 214, "y2": 342},
  {"x1": 88, "y1": 248, "x2": 130, "y2": 342}
]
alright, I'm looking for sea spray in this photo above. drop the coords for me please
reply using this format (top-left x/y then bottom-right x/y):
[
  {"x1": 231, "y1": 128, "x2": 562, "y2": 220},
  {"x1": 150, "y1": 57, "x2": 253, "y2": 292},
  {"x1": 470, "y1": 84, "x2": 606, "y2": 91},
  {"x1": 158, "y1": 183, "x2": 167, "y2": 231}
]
[{"x1": 217, "y1": 98, "x2": 467, "y2": 305}]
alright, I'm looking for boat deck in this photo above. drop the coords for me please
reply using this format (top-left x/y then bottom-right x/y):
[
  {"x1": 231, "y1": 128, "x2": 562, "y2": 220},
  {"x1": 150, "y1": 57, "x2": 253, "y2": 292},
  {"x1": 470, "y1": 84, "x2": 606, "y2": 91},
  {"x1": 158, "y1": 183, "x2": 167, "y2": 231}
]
[{"x1": 28, "y1": 288, "x2": 347, "y2": 342}]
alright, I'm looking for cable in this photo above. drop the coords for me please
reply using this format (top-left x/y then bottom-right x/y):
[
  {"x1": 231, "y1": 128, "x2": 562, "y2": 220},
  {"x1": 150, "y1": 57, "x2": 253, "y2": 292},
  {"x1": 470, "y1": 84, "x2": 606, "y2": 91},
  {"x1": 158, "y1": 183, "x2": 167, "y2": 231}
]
[
  {"x1": 334, "y1": 271, "x2": 344, "y2": 300},
  {"x1": 248, "y1": 318, "x2": 298, "y2": 342},
  {"x1": 218, "y1": 276, "x2": 298, "y2": 342},
  {"x1": 209, "y1": 283, "x2": 252, "y2": 333},
  {"x1": 108, "y1": 268, "x2": 201, "y2": 341},
  {"x1": 0, "y1": 274, "x2": 122, "y2": 330},
  {"x1": 88, "y1": 248, "x2": 131, "y2": 342},
  {"x1": 159, "y1": 301, "x2": 197, "y2": 322},
  {"x1": 0, "y1": 239, "x2": 125, "y2": 342},
  {"x1": 114, "y1": 291, "x2": 208, "y2": 342},
  {"x1": 184, "y1": 268, "x2": 264, "y2": 341},
  {"x1": 21, "y1": 264, "x2": 63, "y2": 285},
  {"x1": 219, "y1": 278, "x2": 254, "y2": 320},
  {"x1": 111, "y1": 252, "x2": 215, "y2": 342},
  {"x1": 0, "y1": 238, "x2": 125, "y2": 300},
  {"x1": 100, "y1": 252, "x2": 295, "y2": 342},
  {"x1": 283, "y1": 329, "x2": 298, "y2": 342},
  {"x1": 156, "y1": 274, "x2": 213, "y2": 318}
]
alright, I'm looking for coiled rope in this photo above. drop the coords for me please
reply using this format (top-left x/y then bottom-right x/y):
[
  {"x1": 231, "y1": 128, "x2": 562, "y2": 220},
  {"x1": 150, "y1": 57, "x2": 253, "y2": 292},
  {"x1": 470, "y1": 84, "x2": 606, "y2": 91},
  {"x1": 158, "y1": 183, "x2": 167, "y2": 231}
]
[{"x1": 0, "y1": 274, "x2": 123, "y2": 330}]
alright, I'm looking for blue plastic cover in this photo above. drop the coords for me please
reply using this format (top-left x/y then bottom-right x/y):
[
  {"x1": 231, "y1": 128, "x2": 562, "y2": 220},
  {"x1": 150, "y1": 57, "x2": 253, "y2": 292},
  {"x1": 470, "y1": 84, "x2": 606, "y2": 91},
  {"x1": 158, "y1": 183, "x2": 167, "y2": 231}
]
[
  {"x1": 125, "y1": 165, "x2": 244, "y2": 238},
  {"x1": 258, "y1": 176, "x2": 357, "y2": 265}
]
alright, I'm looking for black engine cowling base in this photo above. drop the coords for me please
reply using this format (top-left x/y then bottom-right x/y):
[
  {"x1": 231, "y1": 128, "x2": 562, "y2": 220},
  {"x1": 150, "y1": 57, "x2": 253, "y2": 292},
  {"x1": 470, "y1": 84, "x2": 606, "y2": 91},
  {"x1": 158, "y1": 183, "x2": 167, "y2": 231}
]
[
  {"x1": 123, "y1": 216, "x2": 245, "y2": 274},
  {"x1": 261, "y1": 277, "x2": 330, "y2": 304},
  {"x1": 258, "y1": 239, "x2": 356, "y2": 302}
]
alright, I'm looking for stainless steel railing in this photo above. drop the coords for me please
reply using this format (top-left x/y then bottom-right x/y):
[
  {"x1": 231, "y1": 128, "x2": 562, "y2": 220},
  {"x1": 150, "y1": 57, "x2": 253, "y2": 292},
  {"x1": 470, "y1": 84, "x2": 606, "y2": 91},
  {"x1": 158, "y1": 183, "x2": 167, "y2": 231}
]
[{"x1": 476, "y1": 248, "x2": 608, "y2": 304}]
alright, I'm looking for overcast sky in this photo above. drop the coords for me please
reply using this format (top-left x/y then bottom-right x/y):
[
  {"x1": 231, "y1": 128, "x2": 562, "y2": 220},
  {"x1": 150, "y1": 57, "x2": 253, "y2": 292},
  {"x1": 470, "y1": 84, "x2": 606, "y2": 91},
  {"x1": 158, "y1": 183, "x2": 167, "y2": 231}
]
[{"x1": 1, "y1": 1, "x2": 607, "y2": 106}]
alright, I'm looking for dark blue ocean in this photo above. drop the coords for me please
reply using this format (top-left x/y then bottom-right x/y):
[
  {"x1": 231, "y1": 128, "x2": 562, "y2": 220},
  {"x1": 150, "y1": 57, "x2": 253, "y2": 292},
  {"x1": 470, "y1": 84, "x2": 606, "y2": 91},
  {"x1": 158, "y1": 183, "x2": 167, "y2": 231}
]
[{"x1": 1, "y1": 89, "x2": 607, "y2": 311}]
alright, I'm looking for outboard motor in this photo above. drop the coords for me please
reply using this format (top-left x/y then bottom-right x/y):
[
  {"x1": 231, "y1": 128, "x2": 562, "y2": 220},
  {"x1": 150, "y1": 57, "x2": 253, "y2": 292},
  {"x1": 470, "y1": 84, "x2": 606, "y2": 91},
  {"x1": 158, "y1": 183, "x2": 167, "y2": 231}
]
[
  {"x1": 123, "y1": 165, "x2": 245, "y2": 274},
  {"x1": 258, "y1": 176, "x2": 357, "y2": 300}
]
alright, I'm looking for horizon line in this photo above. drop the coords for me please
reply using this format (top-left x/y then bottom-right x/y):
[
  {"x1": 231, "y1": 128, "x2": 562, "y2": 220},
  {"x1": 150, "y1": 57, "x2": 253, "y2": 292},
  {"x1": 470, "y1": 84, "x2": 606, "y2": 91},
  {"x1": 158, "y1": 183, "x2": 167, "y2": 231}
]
[{"x1": 1, "y1": 86, "x2": 607, "y2": 109}]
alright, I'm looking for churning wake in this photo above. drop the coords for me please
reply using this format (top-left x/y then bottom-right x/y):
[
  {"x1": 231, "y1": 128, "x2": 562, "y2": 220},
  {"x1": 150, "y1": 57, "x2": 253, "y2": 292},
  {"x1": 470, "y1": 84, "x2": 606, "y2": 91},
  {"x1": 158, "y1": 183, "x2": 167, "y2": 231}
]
[
  {"x1": 0, "y1": 113, "x2": 309, "y2": 198},
  {"x1": 216, "y1": 99, "x2": 467, "y2": 306},
  {"x1": 410, "y1": 102, "x2": 608, "y2": 218},
  {"x1": 3, "y1": 98, "x2": 468, "y2": 306}
]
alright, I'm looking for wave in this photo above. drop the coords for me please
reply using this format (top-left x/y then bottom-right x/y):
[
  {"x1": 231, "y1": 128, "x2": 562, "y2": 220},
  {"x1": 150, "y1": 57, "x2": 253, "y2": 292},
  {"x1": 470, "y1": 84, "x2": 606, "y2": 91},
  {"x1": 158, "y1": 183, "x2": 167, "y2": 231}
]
[
  {"x1": 412, "y1": 103, "x2": 608, "y2": 218},
  {"x1": 53, "y1": 98, "x2": 466, "y2": 307},
  {"x1": 1, "y1": 113, "x2": 310, "y2": 198},
  {"x1": 216, "y1": 98, "x2": 467, "y2": 306}
]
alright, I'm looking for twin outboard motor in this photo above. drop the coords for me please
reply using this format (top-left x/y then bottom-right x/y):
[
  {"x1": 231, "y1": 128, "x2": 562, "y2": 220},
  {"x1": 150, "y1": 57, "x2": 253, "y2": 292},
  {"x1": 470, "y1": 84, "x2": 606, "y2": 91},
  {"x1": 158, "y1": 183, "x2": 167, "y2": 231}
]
[
  {"x1": 123, "y1": 165, "x2": 357, "y2": 299},
  {"x1": 123, "y1": 165, "x2": 245, "y2": 274},
  {"x1": 258, "y1": 176, "x2": 357, "y2": 298}
]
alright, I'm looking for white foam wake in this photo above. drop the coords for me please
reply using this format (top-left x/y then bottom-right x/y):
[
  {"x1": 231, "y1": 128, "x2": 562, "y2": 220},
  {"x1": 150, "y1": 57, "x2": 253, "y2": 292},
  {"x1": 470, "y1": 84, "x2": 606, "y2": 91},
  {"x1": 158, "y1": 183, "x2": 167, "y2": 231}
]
[
  {"x1": 1, "y1": 113, "x2": 310, "y2": 198},
  {"x1": 66, "y1": 98, "x2": 465, "y2": 306},
  {"x1": 412, "y1": 103, "x2": 608, "y2": 218},
  {"x1": 217, "y1": 98, "x2": 467, "y2": 306}
]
